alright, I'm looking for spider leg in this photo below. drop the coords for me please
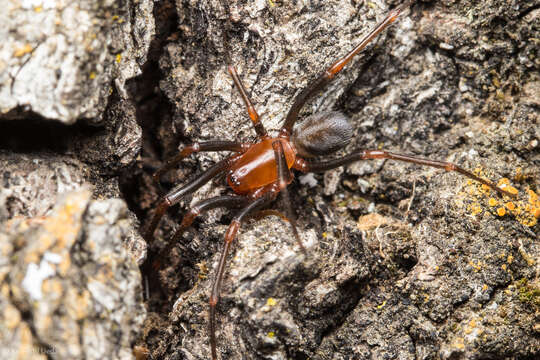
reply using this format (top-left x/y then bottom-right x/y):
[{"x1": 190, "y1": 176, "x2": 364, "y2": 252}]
[
  {"x1": 293, "y1": 149, "x2": 515, "y2": 198},
  {"x1": 153, "y1": 141, "x2": 248, "y2": 183},
  {"x1": 228, "y1": 66, "x2": 268, "y2": 138},
  {"x1": 272, "y1": 140, "x2": 306, "y2": 252},
  {"x1": 145, "y1": 195, "x2": 249, "y2": 271},
  {"x1": 218, "y1": 0, "x2": 267, "y2": 139},
  {"x1": 209, "y1": 190, "x2": 277, "y2": 360},
  {"x1": 145, "y1": 158, "x2": 234, "y2": 243},
  {"x1": 170, "y1": 195, "x2": 249, "y2": 245},
  {"x1": 281, "y1": 0, "x2": 415, "y2": 134}
]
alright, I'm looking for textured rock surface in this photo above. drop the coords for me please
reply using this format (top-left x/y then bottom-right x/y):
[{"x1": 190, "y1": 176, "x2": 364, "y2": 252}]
[
  {"x1": 0, "y1": 0, "x2": 154, "y2": 124},
  {"x1": 0, "y1": 152, "x2": 146, "y2": 264},
  {"x1": 134, "y1": 0, "x2": 539, "y2": 359},
  {"x1": 0, "y1": 189, "x2": 145, "y2": 359},
  {"x1": 0, "y1": 152, "x2": 90, "y2": 220},
  {"x1": 0, "y1": 1, "x2": 153, "y2": 359}
]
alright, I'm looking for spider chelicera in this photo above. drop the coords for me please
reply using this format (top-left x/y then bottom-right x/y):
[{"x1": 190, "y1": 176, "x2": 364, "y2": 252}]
[{"x1": 144, "y1": 1, "x2": 514, "y2": 358}]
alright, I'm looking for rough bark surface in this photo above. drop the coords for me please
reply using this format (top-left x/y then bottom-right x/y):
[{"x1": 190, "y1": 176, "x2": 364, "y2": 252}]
[
  {"x1": 0, "y1": 0, "x2": 154, "y2": 124},
  {"x1": 135, "y1": 0, "x2": 539, "y2": 359},
  {"x1": 0, "y1": 0, "x2": 538, "y2": 360}
]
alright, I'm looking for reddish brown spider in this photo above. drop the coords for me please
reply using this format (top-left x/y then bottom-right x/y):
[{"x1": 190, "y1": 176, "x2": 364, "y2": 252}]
[{"x1": 144, "y1": 1, "x2": 515, "y2": 358}]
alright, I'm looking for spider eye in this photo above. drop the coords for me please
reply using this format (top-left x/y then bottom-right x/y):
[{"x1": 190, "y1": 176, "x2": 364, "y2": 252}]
[{"x1": 291, "y1": 111, "x2": 353, "y2": 158}]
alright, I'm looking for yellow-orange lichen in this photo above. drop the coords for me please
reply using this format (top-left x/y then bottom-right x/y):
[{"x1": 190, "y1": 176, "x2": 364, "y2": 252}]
[
  {"x1": 497, "y1": 178, "x2": 511, "y2": 187},
  {"x1": 506, "y1": 186, "x2": 519, "y2": 195},
  {"x1": 464, "y1": 169, "x2": 538, "y2": 227},
  {"x1": 469, "y1": 203, "x2": 483, "y2": 215},
  {"x1": 514, "y1": 167, "x2": 524, "y2": 182},
  {"x1": 528, "y1": 189, "x2": 538, "y2": 202},
  {"x1": 266, "y1": 298, "x2": 277, "y2": 306},
  {"x1": 13, "y1": 44, "x2": 33, "y2": 57}
]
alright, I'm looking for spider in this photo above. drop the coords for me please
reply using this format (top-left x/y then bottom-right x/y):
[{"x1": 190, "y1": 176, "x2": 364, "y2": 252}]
[{"x1": 144, "y1": 1, "x2": 514, "y2": 358}]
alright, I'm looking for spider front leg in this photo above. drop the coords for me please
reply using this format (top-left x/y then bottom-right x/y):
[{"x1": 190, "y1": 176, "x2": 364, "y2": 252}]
[
  {"x1": 294, "y1": 149, "x2": 515, "y2": 197},
  {"x1": 145, "y1": 157, "x2": 235, "y2": 243},
  {"x1": 219, "y1": 0, "x2": 267, "y2": 139},
  {"x1": 228, "y1": 65, "x2": 268, "y2": 139},
  {"x1": 152, "y1": 141, "x2": 249, "y2": 183}
]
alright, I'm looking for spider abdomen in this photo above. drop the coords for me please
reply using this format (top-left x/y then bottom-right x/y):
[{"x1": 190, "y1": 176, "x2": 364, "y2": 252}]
[
  {"x1": 227, "y1": 138, "x2": 296, "y2": 194},
  {"x1": 291, "y1": 111, "x2": 353, "y2": 158}
]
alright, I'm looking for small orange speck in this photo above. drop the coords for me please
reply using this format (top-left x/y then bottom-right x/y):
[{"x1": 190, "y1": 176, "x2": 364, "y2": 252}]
[
  {"x1": 454, "y1": 338, "x2": 465, "y2": 350},
  {"x1": 469, "y1": 260, "x2": 482, "y2": 271},
  {"x1": 488, "y1": 198, "x2": 498, "y2": 207},
  {"x1": 116, "y1": 54, "x2": 122, "y2": 63},
  {"x1": 501, "y1": 264, "x2": 507, "y2": 271},
  {"x1": 34, "y1": 6, "x2": 42, "y2": 12},
  {"x1": 533, "y1": 208, "x2": 540, "y2": 219},
  {"x1": 89, "y1": 72, "x2": 96, "y2": 79},
  {"x1": 497, "y1": 207, "x2": 506, "y2": 217},
  {"x1": 507, "y1": 255, "x2": 514, "y2": 264},
  {"x1": 527, "y1": 189, "x2": 538, "y2": 203},
  {"x1": 514, "y1": 167, "x2": 523, "y2": 181},
  {"x1": 470, "y1": 203, "x2": 482, "y2": 215},
  {"x1": 481, "y1": 184, "x2": 490, "y2": 192},
  {"x1": 482, "y1": 284, "x2": 488, "y2": 291},
  {"x1": 13, "y1": 44, "x2": 33, "y2": 57},
  {"x1": 506, "y1": 186, "x2": 518, "y2": 195},
  {"x1": 266, "y1": 298, "x2": 277, "y2": 306},
  {"x1": 505, "y1": 202, "x2": 516, "y2": 211},
  {"x1": 497, "y1": 178, "x2": 510, "y2": 187}
]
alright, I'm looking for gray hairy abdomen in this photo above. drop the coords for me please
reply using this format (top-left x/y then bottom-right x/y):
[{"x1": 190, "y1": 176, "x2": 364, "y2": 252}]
[{"x1": 291, "y1": 111, "x2": 353, "y2": 158}]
